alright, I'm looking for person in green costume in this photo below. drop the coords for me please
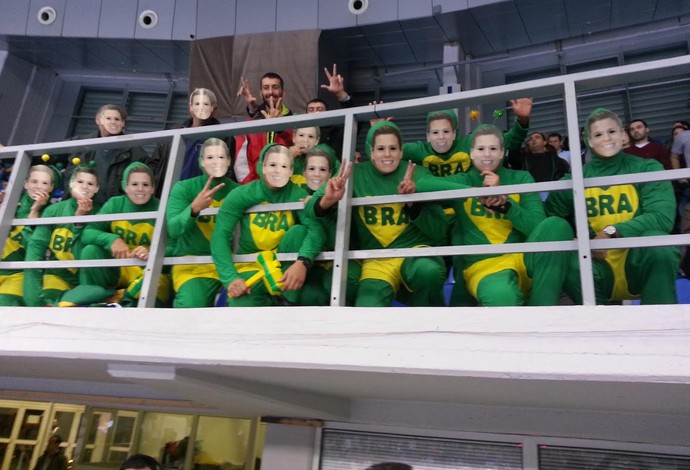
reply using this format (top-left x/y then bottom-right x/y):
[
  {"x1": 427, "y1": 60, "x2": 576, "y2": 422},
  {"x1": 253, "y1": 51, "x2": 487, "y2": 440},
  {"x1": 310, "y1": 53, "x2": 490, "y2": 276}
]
[
  {"x1": 289, "y1": 126, "x2": 320, "y2": 180},
  {"x1": 210, "y1": 143, "x2": 326, "y2": 307},
  {"x1": 0, "y1": 164, "x2": 55, "y2": 306},
  {"x1": 24, "y1": 164, "x2": 101, "y2": 306},
  {"x1": 292, "y1": 145, "x2": 360, "y2": 306},
  {"x1": 61, "y1": 162, "x2": 171, "y2": 307},
  {"x1": 402, "y1": 98, "x2": 533, "y2": 177},
  {"x1": 443, "y1": 124, "x2": 573, "y2": 306},
  {"x1": 545, "y1": 108, "x2": 679, "y2": 304},
  {"x1": 311, "y1": 121, "x2": 451, "y2": 307},
  {"x1": 166, "y1": 137, "x2": 239, "y2": 308}
]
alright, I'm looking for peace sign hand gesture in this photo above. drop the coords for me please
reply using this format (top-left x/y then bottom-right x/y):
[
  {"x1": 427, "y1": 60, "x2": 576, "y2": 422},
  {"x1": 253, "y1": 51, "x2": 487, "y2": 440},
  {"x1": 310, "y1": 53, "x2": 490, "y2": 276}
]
[
  {"x1": 397, "y1": 160, "x2": 416, "y2": 195},
  {"x1": 191, "y1": 175, "x2": 225, "y2": 216},
  {"x1": 260, "y1": 96, "x2": 283, "y2": 119}
]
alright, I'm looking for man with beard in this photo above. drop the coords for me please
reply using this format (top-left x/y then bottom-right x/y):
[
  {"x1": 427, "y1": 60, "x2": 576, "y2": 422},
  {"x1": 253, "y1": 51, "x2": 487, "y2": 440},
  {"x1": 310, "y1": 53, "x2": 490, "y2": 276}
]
[
  {"x1": 234, "y1": 72, "x2": 294, "y2": 184},
  {"x1": 624, "y1": 118, "x2": 672, "y2": 170}
]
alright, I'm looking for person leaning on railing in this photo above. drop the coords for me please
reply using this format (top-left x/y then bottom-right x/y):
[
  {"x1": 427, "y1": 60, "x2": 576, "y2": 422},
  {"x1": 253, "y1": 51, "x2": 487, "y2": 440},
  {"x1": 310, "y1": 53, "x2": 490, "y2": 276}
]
[
  {"x1": 309, "y1": 121, "x2": 451, "y2": 307},
  {"x1": 59, "y1": 162, "x2": 172, "y2": 307},
  {"x1": 210, "y1": 143, "x2": 325, "y2": 307},
  {"x1": 23, "y1": 163, "x2": 101, "y2": 307},
  {"x1": 165, "y1": 138, "x2": 239, "y2": 308},
  {"x1": 545, "y1": 108, "x2": 680, "y2": 305},
  {"x1": 0, "y1": 164, "x2": 57, "y2": 306}
]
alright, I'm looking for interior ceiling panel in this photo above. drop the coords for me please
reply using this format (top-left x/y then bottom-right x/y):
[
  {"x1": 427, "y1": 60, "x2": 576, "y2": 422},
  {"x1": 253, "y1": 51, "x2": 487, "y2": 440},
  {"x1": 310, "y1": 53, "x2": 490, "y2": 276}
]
[{"x1": 3, "y1": 2, "x2": 690, "y2": 86}]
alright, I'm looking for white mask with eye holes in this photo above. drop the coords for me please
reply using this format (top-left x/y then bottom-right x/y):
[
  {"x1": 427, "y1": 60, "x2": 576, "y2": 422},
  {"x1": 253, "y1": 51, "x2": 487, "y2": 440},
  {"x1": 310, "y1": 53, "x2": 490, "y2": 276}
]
[
  {"x1": 200, "y1": 145, "x2": 230, "y2": 178},
  {"x1": 262, "y1": 151, "x2": 293, "y2": 189}
]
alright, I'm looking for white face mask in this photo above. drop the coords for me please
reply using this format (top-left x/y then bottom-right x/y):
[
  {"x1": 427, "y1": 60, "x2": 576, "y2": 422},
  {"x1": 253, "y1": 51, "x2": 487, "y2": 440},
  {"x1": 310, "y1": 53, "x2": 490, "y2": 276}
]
[
  {"x1": 303, "y1": 156, "x2": 330, "y2": 191},
  {"x1": 427, "y1": 119, "x2": 456, "y2": 154},
  {"x1": 262, "y1": 151, "x2": 293, "y2": 189},
  {"x1": 96, "y1": 110, "x2": 125, "y2": 137},
  {"x1": 294, "y1": 127, "x2": 319, "y2": 152},
  {"x1": 371, "y1": 134, "x2": 402, "y2": 175},
  {"x1": 189, "y1": 93, "x2": 214, "y2": 121},
  {"x1": 200, "y1": 145, "x2": 230, "y2": 178},
  {"x1": 470, "y1": 134, "x2": 504, "y2": 172},
  {"x1": 69, "y1": 172, "x2": 99, "y2": 200},
  {"x1": 125, "y1": 172, "x2": 155, "y2": 205},
  {"x1": 588, "y1": 118, "x2": 623, "y2": 158}
]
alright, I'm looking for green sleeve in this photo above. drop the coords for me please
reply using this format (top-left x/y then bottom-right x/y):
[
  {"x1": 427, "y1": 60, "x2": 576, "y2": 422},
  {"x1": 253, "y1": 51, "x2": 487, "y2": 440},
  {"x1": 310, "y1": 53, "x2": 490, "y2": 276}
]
[
  {"x1": 210, "y1": 190, "x2": 249, "y2": 287},
  {"x1": 412, "y1": 203, "x2": 450, "y2": 245},
  {"x1": 503, "y1": 119, "x2": 529, "y2": 155},
  {"x1": 402, "y1": 142, "x2": 429, "y2": 165},
  {"x1": 81, "y1": 200, "x2": 120, "y2": 249},
  {"x1": 617, "y1": 163, "x2": 676, "y2": 237},
  {"x1": 166, "y1": 180, "x2": 196, "y2": 240},
  {"x1": 295, "y1": 202, "x2": 326, "y2": 261},
  {"x1": 23, "y1": 211, "x2": 53, "y2": 307},
  {"x1": 503, "y1": 173, "x2": 546, "y2": 236}
]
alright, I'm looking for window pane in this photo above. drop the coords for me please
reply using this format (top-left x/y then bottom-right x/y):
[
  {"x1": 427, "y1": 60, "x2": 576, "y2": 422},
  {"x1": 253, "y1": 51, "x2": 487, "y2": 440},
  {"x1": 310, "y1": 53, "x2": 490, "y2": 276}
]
[
  {"x1": 18, "y1": 410, "x2": 44, "y2": 440},
  {"x1": 11, "y1": 444, "x2": 35, "y2": 470},
  {"x1": 0, "y1": 408, "x2": 18, "y2": 439},
  {"x1": 320, "y1": 430, "x2": 522, "y2": 470},
  {"x1": 113, "y1": 416, "x2": 136, "y2": 448},
  {"x1": 139, "y1": 413, "x2": 193, "y2": 469},
  {"x1": 539, "y1": 445, "x2": 690, "y2": 469},
  {"x1": 194, "y1": 417, "x2": 252, "y2": 470},
  {"x1": 51, "y1": 412, "x2": 76, "y2": 444}
]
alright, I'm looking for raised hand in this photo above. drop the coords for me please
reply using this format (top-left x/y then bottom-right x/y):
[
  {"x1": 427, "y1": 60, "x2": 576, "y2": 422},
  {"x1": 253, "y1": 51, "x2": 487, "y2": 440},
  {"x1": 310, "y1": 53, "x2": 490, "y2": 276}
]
[
  {"x1": 260, "y1": 96, "x2": 283, "y2": 119},
  {"x1": 321, "y1": 64, "x2": 347, "y2": 100},
  {"x1": 322, "y1": 160, "x2": 352, "y2": 208},
  {"x1": 397, "y1": 160, "x2": 416, "y2": 195},
  {"x1": 74, "y1": 196, "x2": 93, "y2": 217},
  {"x1": 510, "y1": 97, "x2": 533, "y2": 124},
  {"x1": 29, "y1": 191, "x2": 50, "y2": 217},
  {"x1": 237, "y1": 76, "x2": 257, "y2": 108},
  {"x1": 191, "y1": 175, "x2": 225, "y2": 216},
  {"x1": 481, "y1": 170, "x2": 500, "y2": 187}
]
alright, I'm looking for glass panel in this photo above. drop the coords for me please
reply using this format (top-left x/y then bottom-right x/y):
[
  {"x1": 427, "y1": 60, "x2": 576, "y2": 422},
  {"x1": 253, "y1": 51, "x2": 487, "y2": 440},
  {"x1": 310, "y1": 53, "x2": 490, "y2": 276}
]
[
  {"x1": 0, "y1": 408, "x2": 18, "y2": 438},
  {"x1": 194, "y1": 417, "x2": 252, "y2": 470},
  {"x1": 11, "y1": 444, "x2": 35, "y2": 470},
  {"x1": 83, "y1": 412, "x2": 113, "y2": 463},
  {"x1": 18, "y1": 410, "x2": 44, "y2": 440},
  {"x1": 113, "y1": 416, "x2": 136, "y2": 448},
  {"x1": 50, "y1": 412, "x2": 75, "y2": 442},
  {"x1": 139, "y1": 413, "x2": 193, "y2": 470},
  {"x1": 0, "y1": 443, "x2": 9, "y2": 468},
  {"x1": 539, "y1": 445, "x2": 690, "y2": 469}
]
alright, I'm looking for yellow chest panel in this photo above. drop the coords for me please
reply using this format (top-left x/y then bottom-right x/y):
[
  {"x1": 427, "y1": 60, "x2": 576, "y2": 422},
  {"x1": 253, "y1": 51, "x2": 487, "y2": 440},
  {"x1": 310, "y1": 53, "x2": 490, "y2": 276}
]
[
  {"x1": 197, "y1": 199, "x2": 222, "y2": 241},
  {"x1": 111, "y1": 221, "x2": 153, "y2": 249},
  {"x1": 584, "y1": 185, "x2": 639, "y2": 232},
  {"x1": 464, "y1": 194, "x2": 521, "y2": 244},
  {"x1": 358, "y1": 203, "x2": 409, "y2": 247},
  {"x1": 49, "y1": 227, "x2": 77, "y2": 261},
  {"x1": 2, "y1": 226, "x2": 25, "y2": 259},
  {"x1": 249, "y1": 205, "x2": 296, "y2": 251},
  {"x1": 423, "y1": 152, "x2": 470, "y2": 176}
]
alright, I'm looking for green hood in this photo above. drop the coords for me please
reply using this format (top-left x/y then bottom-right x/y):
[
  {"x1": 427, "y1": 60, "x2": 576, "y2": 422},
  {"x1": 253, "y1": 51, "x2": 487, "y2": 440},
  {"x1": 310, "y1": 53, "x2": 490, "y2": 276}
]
[
  {"x1": 309, "y1": 143, "x2": 338, "y2": 176},
  {"x1": 426, "y1": 109, "x2": 458, "y2": 130},
  {"x1": 365, "y1": 121, "x2": 403, "y2": 158},
  {"x1": 121, "y1": 162, "x2": 151, "y2": 190},
  {"x1": 256, "y1": 142, "x2": 293, "y2": 181}
]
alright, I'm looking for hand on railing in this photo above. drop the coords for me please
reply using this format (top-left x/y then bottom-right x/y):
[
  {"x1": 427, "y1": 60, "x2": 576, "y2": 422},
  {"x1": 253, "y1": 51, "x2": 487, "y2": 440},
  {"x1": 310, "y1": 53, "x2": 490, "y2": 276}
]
[
  {"x1": 110, "y1": 238, "x2": 131, "y2": 259},
  {"x1": 131, "y1": 245, "x2": 150, "y2": 261}
]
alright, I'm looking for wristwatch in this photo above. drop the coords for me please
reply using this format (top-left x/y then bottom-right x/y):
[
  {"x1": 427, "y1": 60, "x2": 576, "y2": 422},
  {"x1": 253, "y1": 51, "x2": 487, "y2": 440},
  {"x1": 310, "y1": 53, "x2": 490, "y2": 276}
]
[
  {"x1": 297, "y1": 256, "x2": 313, "y2": 269},
  {"x1": 602, "y1": 225, "x2": 618, "y2": 238}
]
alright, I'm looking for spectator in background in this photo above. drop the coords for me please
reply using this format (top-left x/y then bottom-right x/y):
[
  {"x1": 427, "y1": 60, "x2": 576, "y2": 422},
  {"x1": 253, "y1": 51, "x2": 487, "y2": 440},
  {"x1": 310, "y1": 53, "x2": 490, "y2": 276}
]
[
  {"x1": 625, "y1": 119, "x2": 672, "y2": 170},
  {"x1": 306, "y1": 64, "x2": 355, "y2": 157},
  {"x1": 120, "y1": 454, "x2": 161, "y2": 470},
  {"x1": 514, "y1": 132, "x2": 569, "y2": 197},
  {"x1": 33, "y1": 435, "x2": 68, "y2": 470},
  {"x1": 235, "y1": 72, "x2": 294, "y2": 184},
  {"x1": 149, "y1": 88, "x2": 235, "y2": 192},
  {"x1": 64, "y1": 104, "x2": 149, "y2": 205},
  {"x1": 548, "y1": 132, "x2": 571, "y2": 165}
]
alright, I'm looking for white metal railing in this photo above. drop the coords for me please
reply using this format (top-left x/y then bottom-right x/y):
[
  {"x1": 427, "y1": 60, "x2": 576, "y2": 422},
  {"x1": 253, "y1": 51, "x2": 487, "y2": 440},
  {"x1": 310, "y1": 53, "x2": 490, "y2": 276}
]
[{"x1": 1, "y1": 55, "x2": 690, "y2": 307}]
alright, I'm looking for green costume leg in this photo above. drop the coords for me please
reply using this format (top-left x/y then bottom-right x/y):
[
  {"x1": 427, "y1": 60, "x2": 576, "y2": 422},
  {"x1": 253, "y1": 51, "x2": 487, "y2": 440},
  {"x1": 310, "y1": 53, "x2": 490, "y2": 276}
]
[
  {"x1": 61, "y1": 244, "x2": 121, "y2": 305},
  {"x1": 174, "y1": 277, "x2": 221, "y2": 308},
  {"x1": 356, "y1": 279, "x2": 395, "y2": 307},
  {"x1": 524, "y1": 216, "x2": 574, "y2": 306},
  {"x1": 625, "y1": 231, "x2": 680, "y2": 304},
  {"x1": 227, "y1": 270, "x2": 274, "y2": 307},
  {"x1": 450, "y1": 257, "x2": 477, "y2": 307},
  {"x1": 317, "y1": 261, "x2": 362, "y2": 306},
  {"x1": 299, "y1": 265, "x2": 330, "y2": 306},
  {"x1": 475, "y1": 269, "x2": 523, "y2": 306},
  {"x1": 401, "y1": 256, "x2": 446, "y2": 307},
  {"x1": 0, "y1": 294, "x2": 24, "y2": 306},
  {"x1": 276, "y1": 225, "x2": 308, "y2": 304}
]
